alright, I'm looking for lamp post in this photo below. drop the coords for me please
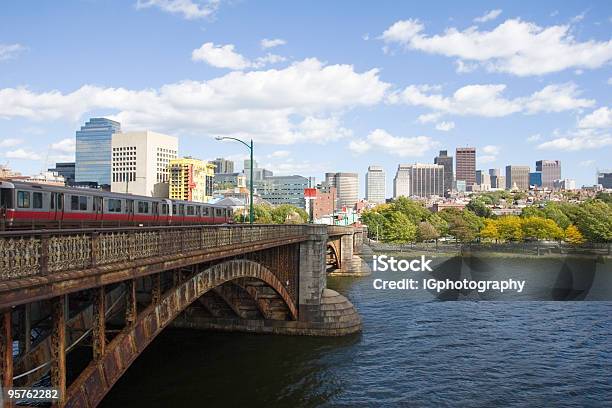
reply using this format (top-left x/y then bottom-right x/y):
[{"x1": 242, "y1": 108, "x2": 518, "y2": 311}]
[{"x1": 215, "y1": 136, "x2": 254, "y2": 224}]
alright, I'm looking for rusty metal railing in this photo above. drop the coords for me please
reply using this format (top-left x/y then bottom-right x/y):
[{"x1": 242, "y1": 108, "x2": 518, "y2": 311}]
[{"x1": 0, "y1": 224, "x2": 311, "y2": 281}]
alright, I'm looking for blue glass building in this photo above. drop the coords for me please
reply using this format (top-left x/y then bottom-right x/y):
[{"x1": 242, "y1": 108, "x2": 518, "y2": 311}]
[
  {"x1": 75, "y1": 118, "x2": 121, "y2": 185},
  {"x1": 529, "y1": 172, "x2": 542, "y2": 187}
]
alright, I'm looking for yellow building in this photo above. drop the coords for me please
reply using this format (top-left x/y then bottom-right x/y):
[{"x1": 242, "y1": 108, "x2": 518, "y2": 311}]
[{"x1": 169, "y1": 157, "x2": 215, "y2": 202}]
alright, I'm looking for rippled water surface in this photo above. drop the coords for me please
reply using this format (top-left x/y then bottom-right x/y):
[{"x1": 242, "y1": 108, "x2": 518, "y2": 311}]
[{"x1": 101, "y1": 255, "x2": 612, "y2": 407}]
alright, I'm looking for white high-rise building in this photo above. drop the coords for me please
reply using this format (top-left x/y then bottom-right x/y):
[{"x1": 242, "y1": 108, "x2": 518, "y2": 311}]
[
  {"x1": 393, "y1": 164, "x2": 411, "y2": 198},
  {"x1": 365, "y1": 166, "x2": 386, "y2": 204},
  {"x1": 111, "y1": 131, "x2": 178, "y2": 197}
]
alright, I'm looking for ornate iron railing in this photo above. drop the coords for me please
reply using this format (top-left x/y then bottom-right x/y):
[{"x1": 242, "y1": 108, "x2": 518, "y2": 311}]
[{"x1": 0, "y1": 225, "x2": 310, "y2": 281}]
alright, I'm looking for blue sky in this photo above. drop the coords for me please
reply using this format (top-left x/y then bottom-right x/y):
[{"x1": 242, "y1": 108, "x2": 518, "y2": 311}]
[{"x1": 0, "y1": 0, "x2": 611, "y2": 196}]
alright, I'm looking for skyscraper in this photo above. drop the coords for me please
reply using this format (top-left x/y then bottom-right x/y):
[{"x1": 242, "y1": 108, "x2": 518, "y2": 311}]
[
  {"x1": 393, "y1": 164, "x2": 444, "y2": 198},
  {"x1": 255, "y1": 175, "x2": 310, "y2": 208},
  {"x1": 75, "y1": 118, "x2": 121, "y2": 185},
  {"x1": 325, "y1": 172, "x2": 358, "y2": 209},
  {"x1": 365, "y1": 165, "x2": 386, "y2": 204},
  {"x1": 111, "y1": 131, "x2": 178, "y2": 197},
  {"x1": 529, "y1": 172, "x2": 542, "y2": 188},
  {"x1": 535, "y1": 160, "x2": 561, "y2": 189},
  {"x1": 476, "y1": 170, "x2": 491, "y2": 188},
  {"x1": 597, "y1": 170, "x2": 612, "y2": 188},
  {"x1": 506, "y1": 165, "x2": 530, "y2": 190},
  {"x1": 456, "y1": 147, "x2": 476, "y2": 188},
  {"x1": 489, "y1": 168, "x2": 505, "y2": 190},
  {"x1": 212, "y1": 158, "x2": 234, "y2": 174},
  {"x1": 393, "y1": 165, "x2": 411, "y2": 198},
  {"x1": 169, "y1": 157, "x2": 215, "y2": 202},
  {"x1": 434, "y1": 150, "x2": 453, "y2": 195}
]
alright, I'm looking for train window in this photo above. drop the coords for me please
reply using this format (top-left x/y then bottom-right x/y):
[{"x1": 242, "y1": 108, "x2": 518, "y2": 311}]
[
  {"x1": 179, "y1": 204, "x2": 185, "y2": 215},
  {"x1": 17, "y1": 191, "x2": 30, "y2": 208},
  {"x1": 79, "y1": 196, "x2": 87, "y2": 211},
  {"x1": 108, "y1": 199, "x2": 122, "y2": 213},
  {"x1": 71, "y1": 195, "x2": 87, "y2": 211},
  {"x1": 137, "y1": 201, "x2": 149, "y2": 213},
  {"x1": 57, "y1": 194, "x2": 63, "y2": 210},
  {"x1": 172, "y1": 204, "x2": 176, "y2": 215},
  {"x1": 33, "y1": 192, "x2": 43, "y2": 209},
  {"x1": 203, "y1": 207, "x2": 210, "y2": 216},
  {"x1": 1, "y1": 189, "x2": 14, "y2": 209},
  {"x1": 187, "y1": 206, "x2": 194, "y2": 215},
  {"x1": 196, "y1": 206, "x2": 201, "y2": 216},
  {"x1": 215, "y1": 208, "x2": 222, "y2": 216},
  {"x1": 50, "y1": 194, "x2": 55, "y2": 210},
  {"x1": 161, "y1": 204, "x2": 168, "y2": 215}
]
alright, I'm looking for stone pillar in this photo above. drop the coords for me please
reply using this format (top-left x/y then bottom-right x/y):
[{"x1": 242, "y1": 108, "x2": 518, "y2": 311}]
[
  {"x1": 340, "y1": 232, "x2": 354, "y2": 272},
  {"x1": 298, "y1": 225, "x2": 328, "y2": 323}
]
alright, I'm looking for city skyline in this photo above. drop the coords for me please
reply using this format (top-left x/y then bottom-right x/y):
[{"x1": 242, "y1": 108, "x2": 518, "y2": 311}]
[{"x1": 0, "y1": 1, "x2": 611, "y2": 198}]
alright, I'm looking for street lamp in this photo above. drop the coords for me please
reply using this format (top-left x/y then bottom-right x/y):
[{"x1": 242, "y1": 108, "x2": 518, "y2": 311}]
[{"x1": 215, "y1": 136, "x2": 254, "y2": 224}]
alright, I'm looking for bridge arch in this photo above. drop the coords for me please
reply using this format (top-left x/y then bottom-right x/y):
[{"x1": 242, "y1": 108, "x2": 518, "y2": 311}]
[
  {"x1": 326, "y1": 241, "x2": 341, "y2": 271},
  {"x1": 65, "y1": 259, "x2": 297, "y2": 407}
]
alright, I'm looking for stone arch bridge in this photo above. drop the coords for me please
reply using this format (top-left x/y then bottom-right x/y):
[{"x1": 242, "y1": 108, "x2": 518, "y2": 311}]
[{"x1": 0, "y1": 224, "x2": 364, "y2": 407}]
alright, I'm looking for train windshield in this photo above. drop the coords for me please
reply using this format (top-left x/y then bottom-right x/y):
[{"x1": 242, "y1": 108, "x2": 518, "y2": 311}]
[{"x1": 0, "y1": 188, "x2": 13, "y2": 209}]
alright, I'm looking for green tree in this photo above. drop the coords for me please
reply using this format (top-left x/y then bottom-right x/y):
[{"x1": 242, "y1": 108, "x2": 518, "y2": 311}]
[
  {"x1": 429, "y1": 213, "x2": 449, "y2": 237},
  {"x1": 439, "y1": 209, "x2": 479, "y2": 242},
  {"x1": 466, "y1": 198, "x2": 492, "y2": 218},
  {"x1": 574, "y1": 200, "x2": 612, "y2": 242},
  {"x1": 270, "y1": 204, "x2": 308, "y2": 224},
  {"x1": 361, "y1": 209, "x2": 386, "y2": 240},
  {"x1": 382, "y1": 211, "x2": 417, "y2": 243},
  {"x1": 234, "y1": 204, "x2": 272, "y2": 224},
  {"x1": 417, "y1": 221, "x2": 439, "y2": 242},
  {"x1": 391, "y1": 196, "x2": 431, "y2": 225}
]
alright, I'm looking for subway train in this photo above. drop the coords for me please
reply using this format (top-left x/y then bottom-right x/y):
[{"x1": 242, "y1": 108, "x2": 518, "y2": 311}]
[{"x1": 0, "y1": 180, "x2": 234, "y2": 230}]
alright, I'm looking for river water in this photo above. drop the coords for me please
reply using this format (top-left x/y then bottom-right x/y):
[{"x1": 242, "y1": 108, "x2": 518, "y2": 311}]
[{"x1": 101, "y1": 253, "x2": 612, "y2": 407}]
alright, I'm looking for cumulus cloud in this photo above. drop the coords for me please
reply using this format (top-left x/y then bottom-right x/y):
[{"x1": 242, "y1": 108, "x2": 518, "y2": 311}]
[
  {"x1": 268, "y1": 150, "x2": 290, "y2": 158},
  {"x1": 417, "y1": 112, "x2": 442, "y2": 123},
  {"x1": 135, "y1": 0, "x2": 220, "y2": 20},
  {"x1": 390, "y1": 83, "x2": 593, "y2": 117},
  {"x1": 537, "y1": 128, "x2": 612, "y2": 151},
  {"x1": 578, "y1": 107, "x2": 612, "y2": 128},
  {"x1": 0, "y1": 138, "x2": 23, "y2": 148},
  {"x1": 435, "y1": 121, "x2": 455, "y2": 131},
  {"x1": 482, "y1": 145, "x2": 500, "y2": 155},
  {"x1": 474, "y1": 9, "x2": 502, "y2": 23},
  {"x1": 349, "y1": 129, "x2": 438, "y2": 157},
  {"x1": 50, "y1": 138, "x2": 76, "y2": 153},
  {"x1": 0, "y1": 43, "x2": 25, "y2": 61},
  {"x1": 191, "y1": 42, "x2": 286, "y2": 70},
  {"x1": 580, "y1": 159, "x2": 595, "y2": 166},
  {"x1": 0, "y1": 58, "x2": 390, "y2": 145},
  {"x1": 261, "y1": 38, "x2": 286, "y2": 49},
  {"x1": 380, "y1": 18, "x2": 612, "y2": 76},
  {"x1": 5, "y1": 148, "x2": 42, "y2": 160},
  {"x1": 526, "y1": 134, "x2": 541, "y2": 142},
  {"x1": 478, "y1": 145, "x2": 500, "y2": 163}
]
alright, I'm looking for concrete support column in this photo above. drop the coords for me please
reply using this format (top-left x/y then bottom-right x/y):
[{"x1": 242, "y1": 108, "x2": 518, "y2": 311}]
[
  {"x1": 298, "y1": 225, "x2": 328, "y2": 323},
  {"x1": 340, "y1": 233, "x2": 354, "y2": 272}
]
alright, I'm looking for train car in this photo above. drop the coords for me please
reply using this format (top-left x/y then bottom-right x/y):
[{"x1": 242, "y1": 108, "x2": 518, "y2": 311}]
[{"x1": 0, "y1": 180, "x2": 233, "y2": 230}]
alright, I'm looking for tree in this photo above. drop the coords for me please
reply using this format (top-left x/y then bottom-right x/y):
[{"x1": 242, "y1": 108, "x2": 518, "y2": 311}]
[
  {"x1": 361, "y1": 210, "x2": 386, "y2": 240},
  {"x1": 521, "y1": 216, "x2": 564, "y2": 241},
  {"x1": 565, "y1": 224, "x2": 585, "y2": 245},
  {"x1": 417, "y1": 221, "x2": 439, "y2": 242},
  {"x1": 480, "y1": 219, "x2": 499, "y2": 242},
  {"x1": 234, "y1": 204, "x2": 272, "y2": 224},
  {"x1": 466, "y1": 198, "x2": 492, "y2": 218},
  {"x1": 270, "y1": 204, "x2": 308, "y2": 224},
  {"x1": 391, "y1": 196, "x2": 431, "y2": 225},
  {"x1": 382, "y1": 211, "x2": 417, "y2": 243},
  {"x1": 429, "y1": 213, "x2": 449, "y2": 237},
  {"x1": 439, "y1": 209, "x2": 478, "y2": 242},
  {"x1": 574, "y1": 200, "x2": 612, "y2": 242},
  {"x1": 496, "y1": 216, "x2": 523, "y2": 242}
]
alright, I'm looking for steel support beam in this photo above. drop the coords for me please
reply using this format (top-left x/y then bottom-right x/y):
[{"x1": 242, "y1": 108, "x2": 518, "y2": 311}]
[
  {"x1": 1, "y1": 310, "x2": 13, "y2": 408},
  {"x1": 125, "y1": 280, "x2": 137, "y2": 326},
  {"x1": 91, "y1": 287, "x2": 106, "y2": 361},
  {"x1": 151, "y1": 273, "x2": 161, "y2": 305},
  {"x1": 23, "y1": 304, "x2": 31, "y2": 354},
  {"x1": 51, "y1": 296, "x2": 66, "y2": 406}
]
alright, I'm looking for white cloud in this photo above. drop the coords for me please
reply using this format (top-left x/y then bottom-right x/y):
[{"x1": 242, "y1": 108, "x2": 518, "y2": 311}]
[
  {"x1": 435, "y1": 121, "x2": 455, "y2": 131},
  {"x1": 417, "y1": 112, "x2": 442, "y2": 123},
  {"x1": 479, "y1": 155, "x2": 497, "y2": 163},
  {"x1": 526, "y1": 134, "x2": 541, "y2": 142},
  {"x1": 391, "y1": 83, "x2": 593, "y2": 117},
  {"x1": 268, "y1": 150, "x2": 290, "y2": 158},
  {"x1": 50, "y1": 138, "x2": 76, "y2": 153},
  {"x1": 380, "y1": 18, "x2": 612, "y2": 76},
  {"x1": 537, "y1": 129, "x2": 612, "y2": 151},
  {"x1": 570, "y1": 11, "x2": 587, "y2": 24},
  {"x1": 580, "y1": 159, "x2": 595, "y2": 166},
  {"x1": 191, "y1": 42, "x2": 286, "y2": 70},
  {"x1": 0, "y1": 58, "x2": 390, "y2": 145},
  {"x1": 191, "y1": 42, "x2": 251, "y2": 70},
  {"x1": 578, "y1": 107, "x2": 612, "y2": 128},
  {"x1": 474, "y1": 9, "x2": 502, "y2": 24},
  {"x1": 135, "y1": 0, "x2": 220, "y2": 20},
  {"x1": 0, "y1": 138, "x2": 23, "y2": 147},
  {"x1": 262, "y1": 158, "x2": 328, "y2": 176},
  {"x1": 261, "y1": 38, "x2": 286, "y2": 49},
  {"x1": 0, "y1": 43, "x2": 25, "y2": 61},
  {"x1": 608, "y1": 77, "x2": 612, "y2": 85},
  {"x1": 349, "y1": 129, "x2": 438, "y2": 157},
  {"x1": 482, "y1": 145, "x2": 500, "y2": 155},
  {"x1": 5, "y1": 148, "x2": 42, "y2": 160}
]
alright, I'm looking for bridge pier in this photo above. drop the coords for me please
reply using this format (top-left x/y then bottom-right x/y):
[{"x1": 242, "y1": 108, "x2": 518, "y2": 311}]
[{"x1": 327, "y1": 227, "x2": 372, "y2": 277}]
